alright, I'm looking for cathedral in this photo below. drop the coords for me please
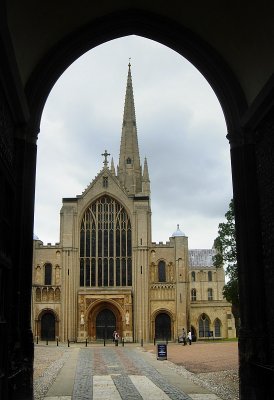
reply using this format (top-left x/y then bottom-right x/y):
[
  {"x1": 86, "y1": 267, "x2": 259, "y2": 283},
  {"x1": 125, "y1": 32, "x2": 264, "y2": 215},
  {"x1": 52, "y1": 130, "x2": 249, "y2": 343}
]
[{"x1": 32, "y1": 64, "x2": 235, "y2": 343}]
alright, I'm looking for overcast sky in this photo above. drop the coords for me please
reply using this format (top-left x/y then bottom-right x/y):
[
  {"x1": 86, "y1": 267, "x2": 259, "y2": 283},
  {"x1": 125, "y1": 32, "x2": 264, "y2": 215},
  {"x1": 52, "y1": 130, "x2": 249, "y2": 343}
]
[{"x1": 34, "y1": 35, "x2": 232, "y2": 249}]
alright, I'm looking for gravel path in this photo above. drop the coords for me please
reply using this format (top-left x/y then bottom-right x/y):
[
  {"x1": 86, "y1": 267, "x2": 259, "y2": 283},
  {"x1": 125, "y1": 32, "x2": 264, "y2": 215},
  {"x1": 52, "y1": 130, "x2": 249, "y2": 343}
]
[
  {"x1": 142, "y1": 342, "x2": 239, "y2": 400},
  {"x1": 33, "y1": 342, "x2": 239, "y2": 400}
]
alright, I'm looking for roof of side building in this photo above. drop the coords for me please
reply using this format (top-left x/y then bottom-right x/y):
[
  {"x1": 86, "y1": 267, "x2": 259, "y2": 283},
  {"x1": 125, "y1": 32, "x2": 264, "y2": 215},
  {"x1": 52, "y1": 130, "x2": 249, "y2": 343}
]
[{"x1": 188, "y1": 249, "x2": 216, "y2": 268}]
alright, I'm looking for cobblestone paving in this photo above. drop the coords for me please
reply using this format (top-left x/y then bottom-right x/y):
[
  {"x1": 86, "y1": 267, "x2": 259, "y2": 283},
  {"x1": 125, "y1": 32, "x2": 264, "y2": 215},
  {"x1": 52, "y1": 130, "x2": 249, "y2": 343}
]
[
  {"x1": 72, "y1": 347, "x2": 192, "y2": 400},
  {"x1": 34, "y1": 344, "x2": 230, "y2": 400},
  {"x1": 34, "y1": 346, "x2": 71, "y2": 400}
]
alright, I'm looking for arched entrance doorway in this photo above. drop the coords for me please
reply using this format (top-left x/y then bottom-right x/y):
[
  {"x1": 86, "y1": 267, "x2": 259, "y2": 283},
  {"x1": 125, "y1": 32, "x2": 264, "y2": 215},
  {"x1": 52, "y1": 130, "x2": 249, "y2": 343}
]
[
  {"x1": 155, "y1": 313, "x2": 171, "y2": 341},
  {"x1": 41, "y1": 312, "x2": 56, "y2": 340},
  {"x1": 96, "y1": 309, "x2": 116, "y2": 339},
  {"x1": 88, "y1": 301, "x2": 122, "y2": 340}
]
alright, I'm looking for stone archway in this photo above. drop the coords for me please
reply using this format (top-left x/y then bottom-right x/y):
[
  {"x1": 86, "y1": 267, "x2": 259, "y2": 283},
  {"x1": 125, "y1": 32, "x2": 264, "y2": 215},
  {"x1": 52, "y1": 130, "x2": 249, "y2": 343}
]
[
  {"x1": 155, "y1": 312, "x2": 171, "y2": 341},
  {"x1": 88, "y1": 301, "x2": 122, "y2": 341},
  {"x1": 2, "y1": 6, "x2": 271, "y2": 399},
  {"x1": 96, "y1": 309, "x2": 116, "y2": 340},
  {"x1": 40, "y1": 311, "x2": 56, "y2": 340}
]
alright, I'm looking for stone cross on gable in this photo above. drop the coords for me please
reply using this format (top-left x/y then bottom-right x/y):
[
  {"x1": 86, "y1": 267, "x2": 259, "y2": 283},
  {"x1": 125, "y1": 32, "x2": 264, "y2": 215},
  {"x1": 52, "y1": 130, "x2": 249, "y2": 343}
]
[{"x1": 101, "y1": 149, "x2": 110, "y2": 167}]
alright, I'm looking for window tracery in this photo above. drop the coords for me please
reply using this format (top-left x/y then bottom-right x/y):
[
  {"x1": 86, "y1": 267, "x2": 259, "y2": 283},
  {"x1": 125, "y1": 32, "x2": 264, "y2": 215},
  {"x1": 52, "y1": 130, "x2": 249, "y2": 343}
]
[
  {"x1": 199, "y1": 313, "x2": 210, "y2": 337},
  {"x1": 80, "y1": 195, "x2": 132, "y2": 287}
]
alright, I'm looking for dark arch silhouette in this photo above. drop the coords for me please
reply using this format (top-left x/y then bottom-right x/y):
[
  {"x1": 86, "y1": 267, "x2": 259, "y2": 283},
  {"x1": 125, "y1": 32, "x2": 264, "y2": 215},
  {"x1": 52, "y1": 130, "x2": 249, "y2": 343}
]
[
  {"x1": 41, "y1": 312, "x2": 55, "y2": 341},
  {"x1": 25, "y1": 10, "x2": 247, "y2": 139},
  {"x1": 96, "y1": 309, "x2": 116, "y2": 340},
  {"x1": 1, "y1": 5, "x2": 273, "y2": 399},
  {"x1": 155, "y1": 312, "x2": 171, "y2": 341}
]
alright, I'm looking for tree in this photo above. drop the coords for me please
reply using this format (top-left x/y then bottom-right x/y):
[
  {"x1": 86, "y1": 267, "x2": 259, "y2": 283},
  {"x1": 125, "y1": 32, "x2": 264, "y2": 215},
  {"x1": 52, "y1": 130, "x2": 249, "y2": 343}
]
[{"x1": 213, "y1": 199, "x2": 239, "y2": 333}]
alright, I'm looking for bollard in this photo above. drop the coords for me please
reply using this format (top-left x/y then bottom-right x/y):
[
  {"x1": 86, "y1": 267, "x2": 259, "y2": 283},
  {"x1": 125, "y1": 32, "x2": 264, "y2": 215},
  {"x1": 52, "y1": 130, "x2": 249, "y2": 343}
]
[
  {"x1": 36, "y1": 336, "x2": 38, "y2": 344},
  {"x1": 46, "y1": 339, "x2": 48, "y2": 345},
  {"x1": 86, "y1": 338, "x2": 88, "y2": 347},
  {"x1": 56, "y1": 338, "x2": 59, "y2": 346},
  {"x1": 122, "y1": 338, "x2": 124, "y2": 347},
  {"x1": 68, "y1": 339, "x2": 70, "y2": 347}
]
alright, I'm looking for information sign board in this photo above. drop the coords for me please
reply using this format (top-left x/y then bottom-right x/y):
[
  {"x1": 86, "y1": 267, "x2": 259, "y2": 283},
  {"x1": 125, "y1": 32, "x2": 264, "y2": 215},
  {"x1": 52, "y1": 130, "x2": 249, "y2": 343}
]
[{"x1": 157, "y1": 343, "x2": 167, "y2": 360}]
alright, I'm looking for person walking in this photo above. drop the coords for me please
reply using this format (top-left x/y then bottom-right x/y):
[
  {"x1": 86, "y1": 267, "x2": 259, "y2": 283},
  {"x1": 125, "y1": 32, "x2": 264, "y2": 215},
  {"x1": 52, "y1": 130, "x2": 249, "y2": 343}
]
[
  {"x1": 188, "y1": 330, "x2": 192, "y2": 345},
  {"x1": 182, "y1": 328, "x2": 187, "y2": 346},
  {"x1": 114, "y1": 331, "x2": 119, "y2": 346}
]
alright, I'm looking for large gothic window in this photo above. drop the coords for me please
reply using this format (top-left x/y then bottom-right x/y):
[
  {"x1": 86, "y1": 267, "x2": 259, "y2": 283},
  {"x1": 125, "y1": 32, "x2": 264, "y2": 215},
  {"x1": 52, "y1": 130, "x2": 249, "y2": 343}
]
[{"x1": 80, "y1": 195, "x2": 132, "y2": 287}]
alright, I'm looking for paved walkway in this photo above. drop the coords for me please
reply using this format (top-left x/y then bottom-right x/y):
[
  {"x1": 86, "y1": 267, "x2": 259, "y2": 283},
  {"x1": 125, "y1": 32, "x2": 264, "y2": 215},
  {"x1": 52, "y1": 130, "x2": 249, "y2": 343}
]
[{"x1": 35, "y1": 342, "x2": 233, "y2": 400}]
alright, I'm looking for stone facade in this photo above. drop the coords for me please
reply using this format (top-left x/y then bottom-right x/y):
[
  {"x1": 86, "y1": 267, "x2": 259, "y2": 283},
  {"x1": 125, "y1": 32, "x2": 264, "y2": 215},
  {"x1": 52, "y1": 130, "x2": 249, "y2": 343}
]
[{"x1": 32, "y1": 65, "x2": 235, "y2": 342}]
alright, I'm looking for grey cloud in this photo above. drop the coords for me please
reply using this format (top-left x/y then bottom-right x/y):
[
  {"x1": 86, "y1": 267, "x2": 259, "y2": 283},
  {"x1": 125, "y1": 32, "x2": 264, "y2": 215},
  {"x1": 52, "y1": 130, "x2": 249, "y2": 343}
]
[{"x1": 34, "y1": 36, "x2": 232, "y2": 248}]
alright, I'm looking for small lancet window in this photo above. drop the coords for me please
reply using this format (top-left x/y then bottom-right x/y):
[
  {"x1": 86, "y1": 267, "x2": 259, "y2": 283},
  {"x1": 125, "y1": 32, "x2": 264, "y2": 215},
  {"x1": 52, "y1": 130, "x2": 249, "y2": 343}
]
[
  {"x1": 103, "y1": 176, "x2": 108, "y2": 188},
  {"x1": 44, "y1": 263, "x2": 52, "y2": 285},
  {"x1": 214, "y1": 318, "x2": 221, "y2": 337},
  {"x1": 208, "y1": 271, "x2": 212, "y2": 281},
  {"x1": 126, "y1": 157, "x2": 132, "y2": 164},
  {"x1": 191, "y1": 271, "x2": 196, "y2": 282},
  {"x1": 208, "y1": 288, "x2": 213, "y2": 301},
  {"x1": 158, "y1": 261, "x2": 166, "y2": 282}
]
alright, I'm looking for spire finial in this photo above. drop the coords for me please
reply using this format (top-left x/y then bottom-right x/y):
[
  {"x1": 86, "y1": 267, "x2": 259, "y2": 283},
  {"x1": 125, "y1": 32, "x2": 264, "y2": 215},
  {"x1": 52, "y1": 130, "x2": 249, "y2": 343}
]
[
  {"x1": 101, "y1": 149, "x2": 110, "y2": 167},
  {"x1": 128, "y1": 57, "x2": 131, "y2": 68}
]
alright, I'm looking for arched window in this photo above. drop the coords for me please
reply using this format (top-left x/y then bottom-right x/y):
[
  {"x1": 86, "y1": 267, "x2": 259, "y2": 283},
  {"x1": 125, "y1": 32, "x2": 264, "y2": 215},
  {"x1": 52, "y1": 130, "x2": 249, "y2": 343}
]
[
  {"x1": 158, "y1": 261, "x2": 166, "y2": 282},
  {"x1": 44, "y1": 263, "x2": 52, "y2": 285},
  {"x1": 208, "y1": 271, "x2": 212, "y2": 281},
  {"x1": 191, "y1": 288, "x2": 197, "y2": 301},
  {"x1": 199, "y1": 314, "x2": 210, "y2": 337},
  {"x1": 103, "y1": 176, "x2": 108, "y2": 188},
  {"x1": 126, "y1": 157, "x2": 132, "y2": 164},
  {"x1": 191, "y1": 271, "x2": 195, "y2": 282},
  {"x1": 208, "y1": 288, "x2": 213, "y2": 300},
  {"x1": 214, "y1": 318, "x2": 221, "y2": 337},
  {"x1": 80, "y1": 195, "x2": 132, "y2": 287}
]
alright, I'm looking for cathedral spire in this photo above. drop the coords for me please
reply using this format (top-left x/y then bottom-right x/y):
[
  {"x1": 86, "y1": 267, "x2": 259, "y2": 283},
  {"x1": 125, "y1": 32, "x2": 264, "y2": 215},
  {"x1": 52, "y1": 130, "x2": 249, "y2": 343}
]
[
  {"x1": 110, "y1": 157, "x2": 116, "y2": 174},
  {"x1": 142, "y1": 157, "x2": 150, "y2": 195},
  {"x1": 118, "y1": 63, "x2": 142, "y2": 194}
]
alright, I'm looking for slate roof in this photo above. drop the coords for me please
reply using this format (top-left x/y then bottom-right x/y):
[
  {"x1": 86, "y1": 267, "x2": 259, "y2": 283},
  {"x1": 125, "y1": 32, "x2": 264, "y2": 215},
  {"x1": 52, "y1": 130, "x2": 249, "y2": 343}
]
[{"x1": 188, "y1": 249, "x2": 216, "y2": 268}]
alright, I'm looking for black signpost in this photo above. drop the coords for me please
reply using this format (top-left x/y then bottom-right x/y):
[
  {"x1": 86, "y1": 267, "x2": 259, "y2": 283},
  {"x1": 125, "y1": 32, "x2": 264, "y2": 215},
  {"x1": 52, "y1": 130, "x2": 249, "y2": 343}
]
[{"x1": 157, "y1": 343, "x2": 167, "y2": 360}]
